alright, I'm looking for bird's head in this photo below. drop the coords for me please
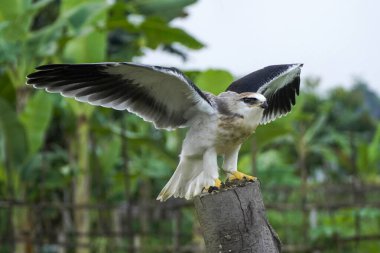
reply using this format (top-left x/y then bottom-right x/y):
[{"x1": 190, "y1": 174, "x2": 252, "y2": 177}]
[
  {"x1": 237, "y1": 92, "x2": 268, "y2": 110},
  {"x1": 217, "y1": 91, "x2": 268, "y2": 119},
  {"x1": 234, "y1": 92, "x2": 268, "y2": 122}
]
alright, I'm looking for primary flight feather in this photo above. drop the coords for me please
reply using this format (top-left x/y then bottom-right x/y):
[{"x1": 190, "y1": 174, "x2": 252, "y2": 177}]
[{"x1": 26, "y1": 62, "x2": 303, "y2": 201}]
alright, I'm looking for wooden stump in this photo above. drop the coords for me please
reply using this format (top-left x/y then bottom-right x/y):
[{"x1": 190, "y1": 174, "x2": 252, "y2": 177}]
[{"x1": 194, "y1": 181, "x2": 281, "y2": 253}]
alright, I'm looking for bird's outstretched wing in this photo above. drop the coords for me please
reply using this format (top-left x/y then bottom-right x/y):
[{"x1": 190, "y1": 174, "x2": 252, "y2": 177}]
[
  {"x1": 226, "y1": 64, "x2": 303, "y2": 124},
  {"x1": 27, "y1": 62, "x2": 215, "y2": 129}
]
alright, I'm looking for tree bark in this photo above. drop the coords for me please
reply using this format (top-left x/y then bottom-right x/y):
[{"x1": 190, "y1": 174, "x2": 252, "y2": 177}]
[{"x1": 194, "y1": 181, "x2": 281, "y2": 253}]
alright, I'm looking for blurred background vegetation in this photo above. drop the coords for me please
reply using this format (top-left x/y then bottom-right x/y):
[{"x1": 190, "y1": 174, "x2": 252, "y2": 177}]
[{"x1": 0, "y1": 0, "x2": 380, "y2": 253}]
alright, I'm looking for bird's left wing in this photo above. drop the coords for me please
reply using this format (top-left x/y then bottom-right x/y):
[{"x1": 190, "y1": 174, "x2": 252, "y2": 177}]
[
  {"x1": 26, "y1": 62, "x2": 215, "y2": 129},
  {"x1": 226, "y1": 63, "x2": 303, "y2": 124}
]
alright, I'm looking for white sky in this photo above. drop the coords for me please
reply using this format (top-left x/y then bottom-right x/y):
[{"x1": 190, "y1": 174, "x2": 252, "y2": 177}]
[{"x1": 140, "y1": 0, "x2": 380, "y2": 94}]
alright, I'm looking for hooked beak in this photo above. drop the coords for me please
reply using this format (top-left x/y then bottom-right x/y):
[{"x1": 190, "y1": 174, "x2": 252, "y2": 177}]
[{"x1": 260, "y1": 101, "x2": 268, "y2": 109}]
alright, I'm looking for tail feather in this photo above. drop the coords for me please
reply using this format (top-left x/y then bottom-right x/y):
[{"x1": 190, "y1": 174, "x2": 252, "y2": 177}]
[{"x1": 157, "y1": 158, "x2": 214, "y2": 201}]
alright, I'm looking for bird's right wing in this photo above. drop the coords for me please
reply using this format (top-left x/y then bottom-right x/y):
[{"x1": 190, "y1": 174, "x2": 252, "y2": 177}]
[
  {"x1": 226, "y1": 64, "x2": 302, "y2": 124},
  {"x1": 27, "y1": 62, "x2": 215, "y2": 129}
]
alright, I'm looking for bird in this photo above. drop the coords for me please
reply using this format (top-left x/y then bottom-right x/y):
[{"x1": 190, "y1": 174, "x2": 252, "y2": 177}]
[{"x1": 26, "y1": 62, "x2": 303, "y2": 201}]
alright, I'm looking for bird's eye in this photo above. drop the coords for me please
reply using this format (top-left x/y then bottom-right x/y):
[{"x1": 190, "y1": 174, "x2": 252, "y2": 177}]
[{"x1": 242, "y1": 97, "x2": 258, "y2": 104}]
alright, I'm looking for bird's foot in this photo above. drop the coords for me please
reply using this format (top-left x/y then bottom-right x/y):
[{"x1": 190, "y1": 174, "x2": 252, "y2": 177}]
[
  {"x1": 228, "y1": 171, "x2": 256, "y2": 181},
  {"x1": 204, "y1": 179, "x2": 222, "y2": 193},
  {"x1": 214, "y1": 178, "x2": 222, "y2": 188}
]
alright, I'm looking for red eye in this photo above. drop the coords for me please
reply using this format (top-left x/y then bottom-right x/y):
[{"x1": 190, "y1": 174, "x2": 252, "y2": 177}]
[{"x1": 242, "y1": 97, "x2": 258, "y2": 104}]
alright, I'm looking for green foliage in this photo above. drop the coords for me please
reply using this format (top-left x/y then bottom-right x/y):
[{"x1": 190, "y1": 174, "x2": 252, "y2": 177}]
[
  {"x1": 62, "y1": 0, "x2": 109, "y2": 62},
  {"x1": 357, "y1": 124, "x2": 380, "y2": 178},
  {"x1": 0, "y1": 98, "x2": 28, "y2": 168},
  {"x1": 135, "y1": 0, "x2": 197, "y2": 21},
  {"x1": 141, "y1": 17, "x2": 203, "y2": 49},
  {"x1": 195, "y1": 69, "x2": 234, "y2": 95},
  {"x1": 97, "y1": 136, "x2": 122, "y2": 173},
  {"x1": 19, "y1": 91, "x2": 53, "y2": 156},
  {"x1": 257, "y1": 150, "x2": 300, "y2": 186},
  {"x1": 106, "y1": 0, "x2": 204, "y2": 61},
  {"x1": 254, "y1": 120, "x2": 292, "y2": 148}
]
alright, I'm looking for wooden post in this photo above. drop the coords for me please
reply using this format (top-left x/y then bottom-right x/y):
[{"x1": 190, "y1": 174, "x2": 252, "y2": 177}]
[{"x1": 194, "y1": 181, "x2": 281, "y2": 253}]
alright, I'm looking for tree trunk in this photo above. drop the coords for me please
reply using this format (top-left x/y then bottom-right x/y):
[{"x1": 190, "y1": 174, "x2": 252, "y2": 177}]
[
  {"x1": 74, "y1": 115, "x2": 90, "y2": 253},
  {"x1": 194, "y1": 181, "x2": 281, "y2": 253},
  {"x1": 120, "y1": 116, "x2": 135, "y2": 253}
]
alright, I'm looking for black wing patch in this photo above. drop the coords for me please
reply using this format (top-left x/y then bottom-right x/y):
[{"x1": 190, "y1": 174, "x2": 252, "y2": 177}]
[{"x1": 226, "y1": 64, "x2": 302, "y2": 124}]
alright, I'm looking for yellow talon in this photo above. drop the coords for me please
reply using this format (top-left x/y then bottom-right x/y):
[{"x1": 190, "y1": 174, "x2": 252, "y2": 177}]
[
  {"x1": 203, "y1": 179, "x2": 222, "y2": 193},
  {"x1": 228, "y1": 171, "x2": 256, "y2": 181},
  {"x1": 214, "y1": 178, "x2": 222, "y2": 188}
]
